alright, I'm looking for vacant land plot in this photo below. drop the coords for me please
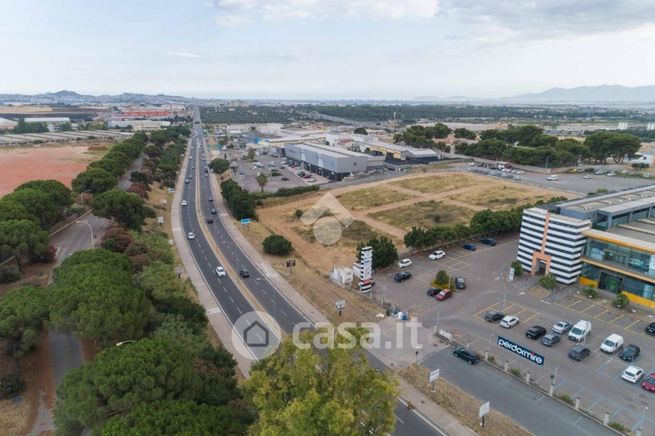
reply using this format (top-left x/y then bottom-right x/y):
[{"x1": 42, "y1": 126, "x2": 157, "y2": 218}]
[
  {"x1": 337, "y1": 186, "x2": 415, "y2": 211},
  {"x1": 449, "y1": 183, "x2": 561, "y2": 210},
  {"x1": 0, "y1": 142, "x2": 111, "y2": 196},
  {"x1": 370, "y1": 200, "x2": 475, "y2": 231},
  {"x1": 390, "y1": 173, "x2": 486, "y2": 194}
]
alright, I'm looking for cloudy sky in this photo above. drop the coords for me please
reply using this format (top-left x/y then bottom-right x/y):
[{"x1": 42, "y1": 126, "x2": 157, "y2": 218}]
[{"x1": 2, "y1": 0, "x2": 655, "y2": 99}]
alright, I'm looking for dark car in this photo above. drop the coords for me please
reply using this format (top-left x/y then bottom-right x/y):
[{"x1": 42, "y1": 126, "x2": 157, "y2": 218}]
[
  {"x1": 479, "y1": 238, "x2": 497, "y2": 246},
  {"x1": 646, "y1": 322, "x2": 655, "y2": 336},
  {"x1": 239, "y1": 269, "x2": 250, "y2": 278},
  {"x1": 281, "y1": 177, "x2": 289, "y2": 181},
  {"x1": 453, "y1": 347, "x2": 479, "y2": 365},
  {"x1": 206, "y1": 217, "x2": 214, "y2": 224},
  {"x1": 484, "y1": 310, "x2": 505, "y2": 322},
  {"x1": 541, "y1": 333, "x2": 561, "y2": 347},
  {"x1": 427, "y1": 287, "x2": 441, "y2": 297},
  {"x1": 526, "y1": 325, "x2": 547, "y2": 340},
  {"x1": 210, "y1": 208, "x2": 217, "y2": 214},
  {"x1": 462, "y1": 243, "x2": 476, "y2": 251},
  {"x1": 643, "y1": 373, "x2": 655, "y2": 392},
  {"x1": 394, "y1": 271, "x2": 412, "y2": 282},
  {"x1": 619, "y1": 344, "x2": 641, "y2": 362},
  {"x1": 455, "y1": 277, "x2": 466, "y2": 289},
  {"x1": 208, "y1": 197, "x2": 214, "y2": 202},
  {"x1": 568, "y1": 345, "x2": 591, "y2": 361},
  {"x1": 185, "y1": 178, "x2": 190, "y2": 184}
]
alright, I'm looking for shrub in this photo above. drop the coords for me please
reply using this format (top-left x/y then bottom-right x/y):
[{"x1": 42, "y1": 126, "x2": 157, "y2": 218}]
[
  {"x1": 274, "y1": 185, "x2": 319, "y2": 197},
  {"x1": 613, "y1": 291, "x2": 629, "y2": 309},
  {"x1": 262, "y1": 234, "x2": 293, "y2": 256},
  {"x1": 539, "y1": 273, "x2": 557, "y2": 291},
  {"x1": 509, "y1": 368, "x2": 522, "y2": 377},
  {"x1": 0, "y1": 265, "x2": 21, "y2": 283},
  {"x1": 557, "y1": 394, "x2": 574, "y2": 406},
  {"x1": 582, "y1": 286, "x2": 598, "y2": 299},
  {"x1": 294, "y1": 209, "x2": 303, "y2": 220},
  {"x1": 434, "y1": 270, "x2": 450, "y2": 288},
  {"x1": 608, "y1": 422, "x2": 628, "y2": 434},
  {"x1": 0, "y1": 373, "x2": 25, "y2": 399},
  {"x1": 511, "y1": 260, "x2": 523, "y2": 277}
]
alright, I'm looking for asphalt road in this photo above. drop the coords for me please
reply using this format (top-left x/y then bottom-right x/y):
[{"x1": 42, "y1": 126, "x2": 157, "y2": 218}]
[{"x1": 183, "y1": 113, "x2": 445, "y2": 436}]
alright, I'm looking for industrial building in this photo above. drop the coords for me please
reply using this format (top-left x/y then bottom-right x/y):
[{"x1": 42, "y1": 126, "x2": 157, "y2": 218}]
[
  {"x1": 516, "y1": 185, "x2": 655, "y2": 308},
  {"x1": 25, "y1": 116, "x2": 70, "y2": 132},
  {"x1": 284, "y1": 143, "x2": 384, "y2": 181}
]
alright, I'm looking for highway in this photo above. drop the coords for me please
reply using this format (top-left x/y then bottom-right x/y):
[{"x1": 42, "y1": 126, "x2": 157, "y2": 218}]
[{"x1": 179, "y1": 111, "x2": 446, "y2": 435}]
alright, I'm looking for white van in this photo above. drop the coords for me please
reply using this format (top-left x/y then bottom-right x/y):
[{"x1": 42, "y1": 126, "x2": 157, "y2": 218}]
[
  {"x1": 600, "y1": 334, "x2": 623, "y2": 353},
  {"x1": 568, "y1": 320, "x2": 592, "y2": 342}
]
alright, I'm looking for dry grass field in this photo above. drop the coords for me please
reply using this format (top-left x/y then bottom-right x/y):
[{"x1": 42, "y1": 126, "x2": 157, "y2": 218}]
[
  {"x1": 336, "y1": 186, "x2": 415, "y2": 211},
  {"x1": 370, "y1": 200, "x2": 475, "y2": 231}
]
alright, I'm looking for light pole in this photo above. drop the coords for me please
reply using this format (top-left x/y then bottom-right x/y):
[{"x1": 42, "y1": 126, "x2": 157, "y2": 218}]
[{"x1": 76, "y1": 220, "x2": 94, "y2": 247}]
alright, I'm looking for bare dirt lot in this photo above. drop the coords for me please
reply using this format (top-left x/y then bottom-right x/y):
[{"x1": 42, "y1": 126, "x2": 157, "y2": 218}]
[{"x1": 0, "y1": 141, "x2": 112, "y2": 196}]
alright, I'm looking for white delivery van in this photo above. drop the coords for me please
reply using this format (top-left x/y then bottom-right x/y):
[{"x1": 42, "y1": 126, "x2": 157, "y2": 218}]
[{"x1": 568, "y1": 320, "x2": 592, "y2": 342}]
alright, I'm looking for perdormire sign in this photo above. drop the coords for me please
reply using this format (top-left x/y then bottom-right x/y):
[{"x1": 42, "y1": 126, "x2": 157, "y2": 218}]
[{"x1": 497, "y1": 336, "x2": 544, "y2": 366}]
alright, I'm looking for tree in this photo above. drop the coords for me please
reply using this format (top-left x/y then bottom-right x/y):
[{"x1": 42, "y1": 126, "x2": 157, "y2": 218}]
[
  {"x1": 209, "y1": 158, "x2": 231, "y2": 174},
  {"x1": 2, "y1": 188, "x2": 61, "y2": 229},
  {"x1": 54, "y1": 337, "x2": 202, "y2": 434},
  {"x1": 256, "y1": 173, "x2": 268, "y2": 193},
  {"x1": 613, "y1": 292, "x2": 630, "y2": 309},
  {"x1": 220, "y1": 180, "x2": 256, "y2": 220},
  {"x1": 357, "y1": 236, "x2": 398, "y2": 269},
  {"x1": 92, "y1": 189, "x2": 150, "y2": 230},
  {"x1": 88, "y1": 159, "x2": 125, "y2": 177},
  {"x1": 539, "y1": 273, "x2": 557, "y2": 291},
  {"x1": 101, "y1": 226, "x2": 134, "y2": 253},
  {"x1": 511, "y1": 260, "x2": 523, "y2": 277},
  {"x1": 16, "y1": 179, "x2": 72, "y2": 210},
  {"x1": 0, "y1": 219, "x2": 49, "y2": 265},
  {"x1": 245, "y1": 332, "x2": 398, "y2": 435},
  {"x1": 262, "y1": 234, "x2": 293, "y2": 255},
  {"x1": 72, "y1": 167, "x2": 118, "y2": 194},
  {"x1": 135, "y1": 261, "x2": 184, "y2": 301},
  {"x1": 434, "y1": 270, "x2": 450, "y2": 288},
  {"x1": 246, "y1": 148, "x2": 255, "y2": 160},
  {"x1": 0, "y1": 265, "x2": 21, "y2": 283},
  {"x1": 585, "y1": 131, "x2": 641, "y2": 164},
  {"x1": 454, "y1": 128, "x2": 476, "y2": 140},
  {"x1": 353, "y1": 127, "x2": 368, "y2": 135},
  {"x1": 0, "y1": 285, "x2": 49, "y2": 357},
  {"x1": 98, "y1": 400, "x2": 252, "y2": 436},
  {"x1": 0, "y1": 200, "x2": 36, "y2": 223}
]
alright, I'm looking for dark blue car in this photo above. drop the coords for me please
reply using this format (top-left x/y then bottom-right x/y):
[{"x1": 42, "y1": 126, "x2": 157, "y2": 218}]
[
  {"x1": 462, "y1": 243, "x2": 476, "y2": 251},
  {"x1": 479, "y1": 238, "x2": 497, "y2": 246}
]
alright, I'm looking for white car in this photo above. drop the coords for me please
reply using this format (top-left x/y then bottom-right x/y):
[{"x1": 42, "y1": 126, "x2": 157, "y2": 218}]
[
  {"x1": 215, "y1": 266, "x2": 226, "y2": 277},
  {"x1": 398, "y1": 258, "x2": 412, "y2": 268},
  {"x1": 428, "y1": 250, "x2": 446, "y2": 260},
  {"x1": 187, "y1": 232, "x2": 196, "y2": 240},
  {"x1": 568, "y1": 320, "x2": 592, "y2": 342},
  {"x1": 621, "y1": 366, "x2": 644, "y2": 383},
  {"x1": 181, "y1": 200, "x2": 188, "y2": 207},
  {"x1": 546, "y1": 175, "x2": 559, "y2": 181},
  {"x1": 583, "y1": 174, "x2": 592, "y2": 179},
  {"x1": 307, "y1": 177, "x2": 317, "y2": 182},
  {"x1": 552, "y1": 320, "x2": 572, "y2": 334},
  {"x1": 500, "y1": 315, "x2": 519, "y2": 328},
  {"x1": 468, "y1": 162, "x2": 476, "y2": 166},
  {"x1": 600, "y1": 333, "x2": 624, "y2": 354}
]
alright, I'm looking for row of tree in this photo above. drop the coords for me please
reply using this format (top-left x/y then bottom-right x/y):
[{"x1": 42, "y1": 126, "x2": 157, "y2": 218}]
[
  {"x1": 221, "y1": 180, "x2": 256, "y2": 220},
  {"x1": 393, "y1": 123, "x2": 452, "y2": 147}
]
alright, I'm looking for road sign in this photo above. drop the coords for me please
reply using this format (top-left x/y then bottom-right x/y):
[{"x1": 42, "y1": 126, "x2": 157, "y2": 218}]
[
  {"x1": 508, "y1": 267, "x2": 515, "y2": 281},
  {"x1": 286, "y1": 259, "x2": 296, "y2": 268},
  {"x1": 240, "y1": 218, "x2": 251, "y2": 225},
  {"x1": 479, "y1": 402, "x2": 490, "y2": 425},
  {"x1": 497, "y1": 336, "x2": 545, "y2": 366},
  {"x1": 429, "y1": 368, "x2": 440, "y2": 383},
  {"x1": 336, "y1": 300, "x2": 346, "y2": 310}
]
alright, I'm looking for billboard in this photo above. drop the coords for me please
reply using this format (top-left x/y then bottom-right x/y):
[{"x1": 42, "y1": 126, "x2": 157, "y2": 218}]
[{"x1": 497, "y1": 336, "x2": 544, "y2": 366}]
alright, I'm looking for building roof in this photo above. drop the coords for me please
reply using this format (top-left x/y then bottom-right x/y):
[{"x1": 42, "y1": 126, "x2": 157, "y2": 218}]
[
  {"x1": 559, "y1": 185, "x2": 655, "y2": 215},
  {"x1": 584, "y1": 222, "x2": 655, "y2": 253},
  {"x1": 24, "y1": 117, "x2": 70, "y2": 123}
]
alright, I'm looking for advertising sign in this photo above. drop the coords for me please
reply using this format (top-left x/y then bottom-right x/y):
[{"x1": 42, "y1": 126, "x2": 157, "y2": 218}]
[{"x1": 497, "y1": 336, "x2": 545, "y2": 366}]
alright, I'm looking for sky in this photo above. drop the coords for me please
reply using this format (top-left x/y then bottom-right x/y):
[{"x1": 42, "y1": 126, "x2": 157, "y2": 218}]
[{"x1": 2, "y1": 0, "x2": 655, "y2": 99}]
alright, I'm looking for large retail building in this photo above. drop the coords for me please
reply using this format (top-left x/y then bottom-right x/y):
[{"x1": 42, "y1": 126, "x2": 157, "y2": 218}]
[{"x1": 516, "y1": 185, "x2": 655, "y2": 308}]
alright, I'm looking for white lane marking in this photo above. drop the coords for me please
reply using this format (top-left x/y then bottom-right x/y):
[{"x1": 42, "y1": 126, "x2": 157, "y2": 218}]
[
  {"x1": 229, "y1": 296, "x2": 235, "y2": 304},
  {"x1": 396, "y1": 416, "x2": 405, "y2": 424},
  {"x1": 236, "y1": 306, "x2": 243, "y2": 315}
]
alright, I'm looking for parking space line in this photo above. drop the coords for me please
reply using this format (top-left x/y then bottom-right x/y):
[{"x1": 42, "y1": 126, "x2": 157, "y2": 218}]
[
  {"x1": 510, "y1": 306, "x2": 529, "y2": 317},
  {"x1": 566, "y1": 299, "x2": 581, "y2": 308},
  {"x1": 587, "y1": 397, "x2": 603, "y2": 412},
  {"x1": 522, "y1": 313, "x2": 538, "y2": 323},
  {"x1": 594, "y1": 309, "x2": 608, "y2": 319},
  {"x1": 625, "y1": 319, "x2": 641, "y2": 330},
  {"x1": 580, "y1": 303, "x2": 599, "y2": 313},
  {"x1": 608, "y1": 314, "x2": 624, "y2": 324}
]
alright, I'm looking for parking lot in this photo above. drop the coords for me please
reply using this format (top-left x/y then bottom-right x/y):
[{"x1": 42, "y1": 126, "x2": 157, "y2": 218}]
[{"x1": 372, "y1": 236, "x2": 655, "y2": 434}]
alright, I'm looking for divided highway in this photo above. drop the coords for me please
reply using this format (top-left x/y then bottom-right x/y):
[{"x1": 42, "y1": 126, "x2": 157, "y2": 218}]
[{"x1": 179, "y1": 114, "x2": 446, "y2": 436}]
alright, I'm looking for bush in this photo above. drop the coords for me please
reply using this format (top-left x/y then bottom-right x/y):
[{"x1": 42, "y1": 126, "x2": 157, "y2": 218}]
[
  {"x1": 510, "y1": 260, "x2": 523, "y2": 277},
  {"x1": 613, "y1": 291, "x2": 629, "y2": 309},
  {"x1": 557, "y1": 394, "x2": 574, "y2": 406},
  {"x1": 509, "y1": 368, "x2": 522, "y2": 377},
  {"x1": 582, "y1": 286, "x2": 598, "y2": 299},
  {"x1": 262, "y1": 234, "x2": 293, "y2": 256},
  {"x1": 608, "y1": 422, "x2": 629, "y2": 434},
  {"x1": 294, "y1": 209, "x2": 303, "y2": 220},
  {"x1": 434, "y1": 270, "x2": 450, "y2": 288},
  {"x1": 274, "y1": 185, "x2": 319, "y2": 197},
  {"x1": 539, "y1": 273, "x2": 557, "y2": 290},
  {"x1": 0, "y1": 373, "x2": 25, "y2": 399},
  {"x1": 0, "y1": 265, "x2": 21, "y2": 283}
]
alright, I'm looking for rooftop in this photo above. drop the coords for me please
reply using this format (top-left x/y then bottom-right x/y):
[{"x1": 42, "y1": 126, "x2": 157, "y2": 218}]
[
  {"x1": 585, "y1": 219, "x2": 655, "y2": 252},
  {"x1": 559, "y1": 185, "x2": 655, "y2": 215}
]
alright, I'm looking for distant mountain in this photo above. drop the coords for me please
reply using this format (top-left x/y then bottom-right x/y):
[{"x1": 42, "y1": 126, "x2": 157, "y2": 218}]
[
  {"x1": 510, "y1": 85, "x2": 655, "y2": 103},
  {"x1": 0, "y1": 90, "x2": 214, "y2": 105}
]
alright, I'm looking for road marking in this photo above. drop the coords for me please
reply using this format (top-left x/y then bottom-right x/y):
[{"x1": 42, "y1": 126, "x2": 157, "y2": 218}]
[
  {"x1": 522, "y1": 313, "x2": 538, "y2": 323},
  {"x1": 594, "y1": 309, "x2": 608, "y2": 319},
  {"x1": 229, "y1": 296, "x2": 235, "y2": 304},
  {"x1": 608, "y1": 314, "x2": 624, "y2": 324},
  {"x1": 236, "y1": 306, "x2": 242, "y2": 315},
  {"x1": 624, "y1": 319, "x2": 641, "y2": 330},
  {"x1": 396, "y1": 416, "x2": 405, "y2": 424},
  {"x1": 280, "y1": 309, "x2": 287, "y2": 317}
]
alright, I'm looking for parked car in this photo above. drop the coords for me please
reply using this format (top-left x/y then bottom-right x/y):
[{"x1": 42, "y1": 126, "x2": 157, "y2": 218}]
[
  {"x1": 187, "y1": 232, "x2": 196, "y2": 240},
  {"x1": 398, "y1": 258, "x2": 412, "y2": 268},
  {"x1": 454, "y1": 277, "x2": 466, "y2": 289},
  {"x1": 583, "y1": 174, "x2": 593, "y2": 179},
  {"x1": 394, "y1": 271, "x2": 412, "y2": 282},
  {"x1": 619, "y1": 344, "x2": 640, "y2": 362},
  {"x1": 435, "y1": 289, "x2": 453, "y2": 301},
  {"x1": 215, "y1": 266, "x2": 226, "y2": 277},
  {"x1": 600, "y1": 334, "x2": 624, "y2": 353},
  {"x1": 645, "y1": 322, "x2": 655, "y2": 336},
  {"x1": 541, "y1": 333, "x2": 561, "y2": 347},
  {"x1": 206, "y1": 217, "x2": 214, "y2": 224},
  {"x1": 462, "y1": 243, "x2": 476, "y2": 251},
  {"x1": 427, "y1": 287, "x2": 440, "y2": 297},
  {"x1": 307, "y1": 177, "x2": 317, "y2": 182},
  {"x1": 568, "y1": 320, "x2": 592, "y2": 342},
  {"x1": 239, "y1": 269, "x2": 250, "y2": 278},
  {"x1": 484, "y1": 310, "x2": 505, "y2": 322},
  {"x1": 546, "y1": 175, "x2": 559, "y2": 181},
  {"x1": 622, "y1": 366, "x2": 644, "y2": 384},
  {"x1": 568, "y1": 345, "x2": 591, "y2": 361},
  {"x1": 500, "y1": 315, "x2": 519, "y2": 328},
  {"x1": 552, "y1": 320, "x2": 572, "y2": 334},
  {"x1": 642, "y1": 373, "x2": 655, "y2": 392},
  {"x1": 281, "y1": 177, "x2": 289, "y2": 181},
  {"x1": 453, "y1": 346, "x2": 479, "y2": 365},
  {"x1": 525, "y1": 325, "x2": 547, "y2": 340},
  {"x1": 428, "y1": 250, "x2": 446, "y2": 260},
  {"x1": 606, "y1": 171, "x2": 617, "y2": 177},
  {"x1": 210, "y1": 208, "x2": 217, "y2": 215},
  {"x1": 479, "y1": 238, "x2": 497, "y2": 246},
  {"x1": 181, "y1": 200, "x2": 188, "y2": 206}
]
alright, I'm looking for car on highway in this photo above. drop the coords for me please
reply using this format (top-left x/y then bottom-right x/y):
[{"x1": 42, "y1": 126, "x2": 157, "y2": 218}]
[
  {"x1": 208, "y1": 196, "x2": 213, "y2": 202},
  {"x1": 427, "y1": 287, "x2": 441, "y2": 297},
  {"x1": 187, "y1": 232, "x2": 196, "y2": 240},
  {"x1": 181, "y1": 200, "x2": 188, "y2": 206},
  {"x1": 541, "y1": 333, "x2": 561, "y2": 347},
  {"x1": 453, "y1": 346, "x2": 479, "y2": 365},
  {"x1": 394, "y1": 271, "x2": 412, "y2": 282},
  {"x1": 210, "y1": 208, "x2": 217, "y2": 214},
  {"x1": 552, "y1": 320, "x2": 572, "y2": 334},
  {"x1": 646, "y1": 322, "x2": 655, "y2": 336},
  {"x1": 479, "y1": 238, "x2": 497, "y2": 246},
  {"x1": 642, "y1": 373, "x2": 655, "y2": 392},
  {"x1": 568, "y1": 345, "x2": 591, "y2": 361},
  {"x1": 568, "y1": 320, "x2": 592, "y2": 342},
  {"x1": 206, "y1": 217, "x2": 214, "y2": 224},
  {"x1": 462, "y1": 243, "x2": 476, "y2": 251},
  {"x1": 398, "y1": 258, "x2": 412, "y2": 268},
  {"x1": 546, "y1": 175, "x2": 559, "y2": 181},
  {"x1": 239, "y1": 269, "x2": 250, "y2": 278},
  {"x1": 215, "y1": 266, "x2": 226, "y2": 277},
  {"x1": 428, "y1": 250, "x2": 445, "y2": 260},
  {"x1": 484, "y1": 310, "x2": 505, "y2": 322},
  {"x1": 500, "y1": 315, "x2": 519, "y2": 328},
  {"x1": 525, "y1": 325, "x2": 547, "y2": 339},
  {"x1": 621, "y1": 366, "x2": 644, "y2": 384},
  {"x1": 435, "y1": 289, "x2": 453, "y2": 301},
  {"x1": 600, "y1": 334, "x2": 624, "y2": 354},
  {"x1": 281, "y1": 176, "x2": 289, "y2": 181},
  {"x1": 619, "y1": 344, "x2": 640, "y2": 362},
  {"x1": 185, "y1": 178, "x2": 190, "y2": 184},
  {"x1": 454, "y1": 277, "x2": 466, "y2": 289}
]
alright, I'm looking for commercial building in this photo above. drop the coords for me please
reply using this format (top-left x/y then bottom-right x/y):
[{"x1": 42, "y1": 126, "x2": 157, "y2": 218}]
[
  {"x1": 25, "y1": 116, "x2": 70, "y2": 132},
  {"x1": 516, "y1": 185, "x2": 655, "y2": 308},
  {"x1": 107, "y1": 120, "x2": 171, "y2": 131},
  {"x1": 284, "y1": 143, "x2": 384, "y2": 181}
]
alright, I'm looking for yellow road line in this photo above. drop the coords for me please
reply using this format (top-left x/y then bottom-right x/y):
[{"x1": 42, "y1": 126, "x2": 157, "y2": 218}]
[
  {"x1": 522, "y1": 313, "x2": 539, "y2": 323},
  {"x1": 608, "y1": 314, "x2": 624, "y2": 324},
  {"x1": 567, "y1": 299, "x2": 582, "y2": 308},
  {"x1": 624, "y1": 319, "x2": 641, "y2": 330},
  {"x1": 580, "y1": 303, "x2": 599, "y2": 313},
  {"x1": 594, "y1": 309, "x2": 608, "y2": 319}
]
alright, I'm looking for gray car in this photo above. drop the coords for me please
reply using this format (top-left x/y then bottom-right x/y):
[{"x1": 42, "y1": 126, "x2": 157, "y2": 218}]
[{"x1": 541, "y1": 333, "x2": 561, "y2": 347}]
